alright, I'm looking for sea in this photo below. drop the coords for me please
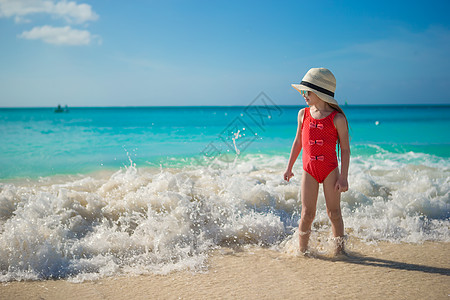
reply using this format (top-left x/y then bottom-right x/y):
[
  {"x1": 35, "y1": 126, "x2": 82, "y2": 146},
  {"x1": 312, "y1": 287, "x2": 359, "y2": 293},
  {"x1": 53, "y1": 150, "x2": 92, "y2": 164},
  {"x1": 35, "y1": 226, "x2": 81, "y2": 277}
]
[{"x1": 0, "y1": 100, "x2": 449, "y2": 282}]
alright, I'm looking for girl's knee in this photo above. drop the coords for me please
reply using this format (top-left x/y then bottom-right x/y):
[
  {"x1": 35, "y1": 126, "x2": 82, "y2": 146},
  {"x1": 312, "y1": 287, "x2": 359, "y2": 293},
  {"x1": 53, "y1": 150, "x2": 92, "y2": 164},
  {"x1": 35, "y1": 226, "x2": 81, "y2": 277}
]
[
  {"x1": 301, "y1": 210, "x2": 316, "y2": 224},
  {"x1": 327, "y1": 208, "x2": 342, "y2": 222}
]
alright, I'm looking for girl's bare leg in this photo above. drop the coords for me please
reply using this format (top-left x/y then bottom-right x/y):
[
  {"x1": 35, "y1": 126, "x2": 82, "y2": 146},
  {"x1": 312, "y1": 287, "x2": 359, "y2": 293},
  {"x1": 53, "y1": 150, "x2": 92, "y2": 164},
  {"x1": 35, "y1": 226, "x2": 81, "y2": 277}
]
[
  {"x1": 299, "y1": 171, "x2": 319, "y2": 253},
  {"x1": 323, "y1": 168, "x2": 345, "y2": 254}
]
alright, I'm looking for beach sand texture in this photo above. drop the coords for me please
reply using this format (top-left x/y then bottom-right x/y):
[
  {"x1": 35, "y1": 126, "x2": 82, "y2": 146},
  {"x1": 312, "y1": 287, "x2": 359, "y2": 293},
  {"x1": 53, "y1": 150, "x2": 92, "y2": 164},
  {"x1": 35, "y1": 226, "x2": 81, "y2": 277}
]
[{"x1": 1, "y1": 241, "x2": 448, "y2": 300}]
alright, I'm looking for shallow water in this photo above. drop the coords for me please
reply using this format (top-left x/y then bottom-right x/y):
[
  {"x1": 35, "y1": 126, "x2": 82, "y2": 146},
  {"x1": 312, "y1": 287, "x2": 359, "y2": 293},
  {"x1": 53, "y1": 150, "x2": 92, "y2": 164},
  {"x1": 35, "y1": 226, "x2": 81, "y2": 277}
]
[{"x1": 1, "y1": 105, "x2": 449, "y2": 179}]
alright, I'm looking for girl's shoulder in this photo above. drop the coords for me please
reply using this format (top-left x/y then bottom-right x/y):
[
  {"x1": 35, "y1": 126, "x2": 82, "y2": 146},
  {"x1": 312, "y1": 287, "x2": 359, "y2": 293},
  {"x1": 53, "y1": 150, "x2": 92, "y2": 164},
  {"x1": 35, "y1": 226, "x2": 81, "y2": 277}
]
[
  {"x1": 333, "y1": 112, "x2": 348, "y2": 130},
  {"x1": 298, "y1": 107, "x2": 308, "y2": 121},
  {"x1": 333, "y1": 112, "x2": 346, "y2": 122}
]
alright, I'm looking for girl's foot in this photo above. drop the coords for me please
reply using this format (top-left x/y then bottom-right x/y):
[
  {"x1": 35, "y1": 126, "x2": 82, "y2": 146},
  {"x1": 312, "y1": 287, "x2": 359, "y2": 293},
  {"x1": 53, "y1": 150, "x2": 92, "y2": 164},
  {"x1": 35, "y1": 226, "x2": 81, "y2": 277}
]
[
  {"x1": 333, "y1": 236, "x2": 346, "y2": 256},
  {"x1": 299, "y1": 230, "x2": 311, "y2": 253}
]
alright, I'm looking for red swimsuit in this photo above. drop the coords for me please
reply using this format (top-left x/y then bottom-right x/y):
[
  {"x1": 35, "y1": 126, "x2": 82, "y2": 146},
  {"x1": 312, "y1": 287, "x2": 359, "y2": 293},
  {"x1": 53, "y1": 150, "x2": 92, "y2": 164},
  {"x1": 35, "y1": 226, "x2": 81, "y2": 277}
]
[{"x1": 301, "y1": 107, "x2": 338, "y2": 183}]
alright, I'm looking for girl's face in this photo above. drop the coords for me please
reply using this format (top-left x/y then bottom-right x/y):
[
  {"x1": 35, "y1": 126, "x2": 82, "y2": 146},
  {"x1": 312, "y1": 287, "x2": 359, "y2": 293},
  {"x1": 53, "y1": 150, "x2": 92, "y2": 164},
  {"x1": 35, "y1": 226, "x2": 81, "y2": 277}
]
[{"x1": 301, "y1": 91, "x2": 321, "y2": 105}]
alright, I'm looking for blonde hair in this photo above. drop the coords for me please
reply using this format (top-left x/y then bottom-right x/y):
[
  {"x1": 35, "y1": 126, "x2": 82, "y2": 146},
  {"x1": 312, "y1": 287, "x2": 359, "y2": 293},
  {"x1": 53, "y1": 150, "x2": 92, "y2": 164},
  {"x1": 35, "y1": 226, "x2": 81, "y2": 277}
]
[{"x1": 327, "y1": 103, "x2": 349, "y2": 157}]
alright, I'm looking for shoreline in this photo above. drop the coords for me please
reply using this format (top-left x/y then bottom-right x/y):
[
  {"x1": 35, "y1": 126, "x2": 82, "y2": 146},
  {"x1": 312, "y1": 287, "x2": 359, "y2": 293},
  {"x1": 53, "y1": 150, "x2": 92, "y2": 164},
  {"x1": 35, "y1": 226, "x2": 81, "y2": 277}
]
[{"x1": 2, "y1": 241, "x2": 449, "y2": 300}]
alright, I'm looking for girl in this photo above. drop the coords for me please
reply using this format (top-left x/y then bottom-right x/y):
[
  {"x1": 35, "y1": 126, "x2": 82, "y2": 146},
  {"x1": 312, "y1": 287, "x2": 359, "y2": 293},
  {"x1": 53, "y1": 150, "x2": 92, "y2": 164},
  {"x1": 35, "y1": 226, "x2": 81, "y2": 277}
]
[{"x1": 284, "y1": 68, "x2": 350, "y2": 255}]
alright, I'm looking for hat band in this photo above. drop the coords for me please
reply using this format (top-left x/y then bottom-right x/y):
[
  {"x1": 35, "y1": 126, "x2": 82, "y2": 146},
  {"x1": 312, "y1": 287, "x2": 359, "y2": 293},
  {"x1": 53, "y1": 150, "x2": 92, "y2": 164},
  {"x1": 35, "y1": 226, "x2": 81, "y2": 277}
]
[{"x1": 300, "y1": 81, "x2": 335, "y2": 97}]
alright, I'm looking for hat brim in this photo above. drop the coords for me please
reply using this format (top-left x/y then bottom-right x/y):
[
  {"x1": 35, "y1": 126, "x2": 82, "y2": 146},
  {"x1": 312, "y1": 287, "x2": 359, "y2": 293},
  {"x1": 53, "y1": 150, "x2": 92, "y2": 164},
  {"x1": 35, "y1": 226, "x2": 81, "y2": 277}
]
[{"x1": 291, "y1": 83, "x2": 338, "y2": 105}]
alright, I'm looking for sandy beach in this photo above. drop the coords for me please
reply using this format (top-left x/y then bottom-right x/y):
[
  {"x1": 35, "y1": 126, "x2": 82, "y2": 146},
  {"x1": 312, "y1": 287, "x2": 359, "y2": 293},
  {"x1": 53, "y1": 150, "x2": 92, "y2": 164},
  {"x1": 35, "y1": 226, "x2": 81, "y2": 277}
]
[{"x1": 1, "y1": 240, "x2": 449, "y2": 300}]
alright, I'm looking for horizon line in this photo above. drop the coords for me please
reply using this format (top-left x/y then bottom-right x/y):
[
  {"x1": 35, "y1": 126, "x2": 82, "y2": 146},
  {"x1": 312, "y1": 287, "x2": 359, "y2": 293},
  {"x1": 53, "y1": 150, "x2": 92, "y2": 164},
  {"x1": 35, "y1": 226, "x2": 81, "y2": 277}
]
[{"x1": 1, "y1": 103, "x2": 450, "y2": 109}]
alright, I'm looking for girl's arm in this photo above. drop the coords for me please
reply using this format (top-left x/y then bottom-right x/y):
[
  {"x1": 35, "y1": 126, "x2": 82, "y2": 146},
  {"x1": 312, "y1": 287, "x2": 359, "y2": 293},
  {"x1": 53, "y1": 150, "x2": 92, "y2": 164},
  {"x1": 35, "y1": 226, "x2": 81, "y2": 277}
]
[
  {"x1": 284, "y1": 109, "x2": 305, "y2": 181},
  {"x1": 334, "y1": 113, "x2": 350, "y2": 192}
]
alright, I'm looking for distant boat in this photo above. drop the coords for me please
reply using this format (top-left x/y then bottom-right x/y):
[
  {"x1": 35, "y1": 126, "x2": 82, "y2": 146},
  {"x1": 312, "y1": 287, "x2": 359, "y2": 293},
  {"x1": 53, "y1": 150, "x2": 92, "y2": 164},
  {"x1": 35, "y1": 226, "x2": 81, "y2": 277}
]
[{"x1": 54, "y1": 104, "x2": 69, "y2": 113}]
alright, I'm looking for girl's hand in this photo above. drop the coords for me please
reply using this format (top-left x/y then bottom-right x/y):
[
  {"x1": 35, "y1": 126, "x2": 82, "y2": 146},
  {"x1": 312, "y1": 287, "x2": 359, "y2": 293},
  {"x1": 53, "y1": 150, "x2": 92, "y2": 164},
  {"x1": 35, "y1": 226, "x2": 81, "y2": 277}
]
[
  {"x1": 284, "y1": 170, "x2": 294, "y2": 182},
  {"x1": 335, "y1": 176, "x2": 348, "y2": 193}
]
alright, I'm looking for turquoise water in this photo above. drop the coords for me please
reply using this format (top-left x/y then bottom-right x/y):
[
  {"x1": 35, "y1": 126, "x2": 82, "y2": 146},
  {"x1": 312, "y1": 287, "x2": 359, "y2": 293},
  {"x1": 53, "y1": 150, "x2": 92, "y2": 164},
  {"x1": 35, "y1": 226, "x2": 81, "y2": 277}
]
[
  {"x1": 0, "y1": 105, "x2": 449, "y2": 282},
  {"x1": 1, "y1": 105, "x2": 449, "y2": 179}
]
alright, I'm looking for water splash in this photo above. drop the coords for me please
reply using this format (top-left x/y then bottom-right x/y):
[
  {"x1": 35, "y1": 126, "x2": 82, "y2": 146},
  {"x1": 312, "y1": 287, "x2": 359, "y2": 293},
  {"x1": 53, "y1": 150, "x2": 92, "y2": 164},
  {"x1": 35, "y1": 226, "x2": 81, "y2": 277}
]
[{"x1": 0, "y1": 150, "x2": 449, "y2": 282}]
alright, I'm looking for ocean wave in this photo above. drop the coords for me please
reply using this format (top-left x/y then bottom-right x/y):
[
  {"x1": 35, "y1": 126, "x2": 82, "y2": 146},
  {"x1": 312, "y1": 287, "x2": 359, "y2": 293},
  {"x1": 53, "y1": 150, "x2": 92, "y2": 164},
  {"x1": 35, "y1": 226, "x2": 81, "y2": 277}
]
[{"x1": 0, "y1": 151, "x2": 448, "y2": 281}]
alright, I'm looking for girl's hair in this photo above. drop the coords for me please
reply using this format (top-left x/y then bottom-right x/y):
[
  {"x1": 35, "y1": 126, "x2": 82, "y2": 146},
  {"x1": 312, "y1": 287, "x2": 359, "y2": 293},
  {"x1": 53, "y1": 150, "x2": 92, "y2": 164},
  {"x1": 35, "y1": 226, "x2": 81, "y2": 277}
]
[{"x1": 327, "y1": 103, "x2": 349, "y2": 157}]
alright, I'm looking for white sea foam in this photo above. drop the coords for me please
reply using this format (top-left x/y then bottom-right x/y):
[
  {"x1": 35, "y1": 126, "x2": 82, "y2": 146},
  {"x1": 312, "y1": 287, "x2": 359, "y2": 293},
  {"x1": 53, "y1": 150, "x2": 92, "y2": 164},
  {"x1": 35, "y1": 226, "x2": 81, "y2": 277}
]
[{"x1": 0, "y1": 151, "x2": 448, "y2": 281}]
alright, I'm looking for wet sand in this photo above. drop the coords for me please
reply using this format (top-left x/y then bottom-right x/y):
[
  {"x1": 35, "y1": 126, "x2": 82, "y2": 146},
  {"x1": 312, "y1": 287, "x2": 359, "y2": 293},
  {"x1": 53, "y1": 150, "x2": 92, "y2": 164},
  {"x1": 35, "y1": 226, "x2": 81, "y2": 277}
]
[{"x1": 1, "y1": 241, "x2": 449, "y2": 300}]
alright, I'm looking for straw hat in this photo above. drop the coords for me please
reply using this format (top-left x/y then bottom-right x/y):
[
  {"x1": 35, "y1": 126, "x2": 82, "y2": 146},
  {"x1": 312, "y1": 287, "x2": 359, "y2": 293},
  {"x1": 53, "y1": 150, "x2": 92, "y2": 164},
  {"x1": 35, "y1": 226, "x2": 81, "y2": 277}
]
[{"x1": 291, "y1": 68, "x2": 338, "y2": 105}]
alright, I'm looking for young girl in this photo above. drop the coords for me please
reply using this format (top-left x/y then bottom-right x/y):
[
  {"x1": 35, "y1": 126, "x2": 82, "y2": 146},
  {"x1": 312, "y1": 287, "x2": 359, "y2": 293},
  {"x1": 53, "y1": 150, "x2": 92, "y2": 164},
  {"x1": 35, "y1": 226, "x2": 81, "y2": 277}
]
[{"x1": 284, "y1": 68, "x2": 350, "y2": 255}]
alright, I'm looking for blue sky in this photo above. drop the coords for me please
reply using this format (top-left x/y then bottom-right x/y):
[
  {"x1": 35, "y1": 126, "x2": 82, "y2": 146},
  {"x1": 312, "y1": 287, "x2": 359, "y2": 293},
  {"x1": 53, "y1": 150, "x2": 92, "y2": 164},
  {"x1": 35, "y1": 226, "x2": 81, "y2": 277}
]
[{"x1": 1, "y1": 0, "x2": 450, "y2": 107}]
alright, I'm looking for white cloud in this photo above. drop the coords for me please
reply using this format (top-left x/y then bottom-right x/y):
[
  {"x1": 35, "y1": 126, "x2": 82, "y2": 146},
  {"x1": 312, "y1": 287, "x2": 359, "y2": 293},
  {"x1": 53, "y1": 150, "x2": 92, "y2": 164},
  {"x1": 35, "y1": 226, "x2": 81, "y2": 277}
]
[
  {"x1": 1, "y1": 0, "x2": 100, "y2": 46},
  {"x1": 14, "y1": 15, "x2": 31, "y2": 23},
  {"x1": 52, "y1": 0, "x2": 98, "y2": 24},
  {"x1": 0, "y1": 0, "x2": 98, "y2": 24},
  {"x1": 19, "y1": 25, "x2": 97, "y2": 45}
]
